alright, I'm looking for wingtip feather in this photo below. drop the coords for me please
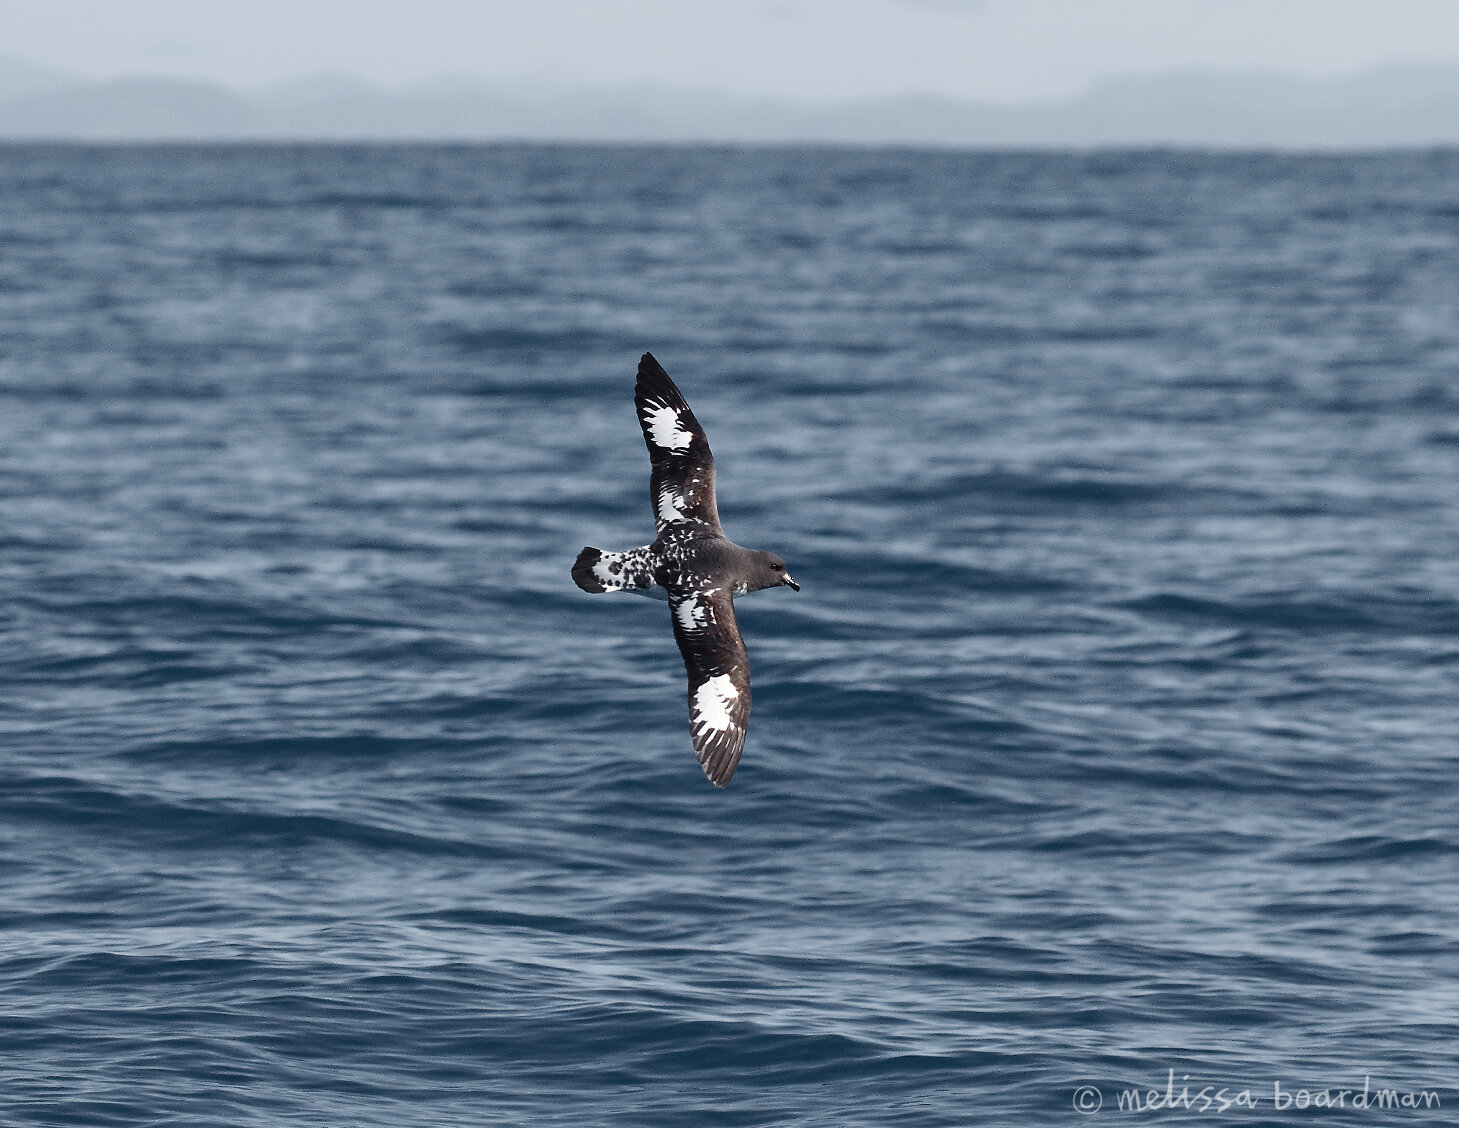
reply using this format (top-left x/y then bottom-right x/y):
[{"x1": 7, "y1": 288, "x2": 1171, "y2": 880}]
[
  {"x1": 703, "y1": 757, "x2": 737, "y2": 788},
  {"x1": 635, "y1": 352, "x2": 680, "y2": 402},
  {"x1": 696, "y1": 731, "x2": 745, "y2": 788}
]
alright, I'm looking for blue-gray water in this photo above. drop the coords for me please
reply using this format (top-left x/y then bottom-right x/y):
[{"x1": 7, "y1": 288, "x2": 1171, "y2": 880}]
[{"x1": 3, "y1": 144, "x2": 1458, "y2": 1126}]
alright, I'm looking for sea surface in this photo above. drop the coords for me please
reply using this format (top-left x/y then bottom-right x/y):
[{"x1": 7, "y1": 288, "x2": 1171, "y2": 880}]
[{"x1": 2, "y1": 143, "x2": 1458, "y2": 1126}]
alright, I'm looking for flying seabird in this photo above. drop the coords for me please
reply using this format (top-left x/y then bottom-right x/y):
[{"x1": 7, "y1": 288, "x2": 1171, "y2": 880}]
[{"x1": 572, "y1": 353, "x2": 799, "y2": 787}]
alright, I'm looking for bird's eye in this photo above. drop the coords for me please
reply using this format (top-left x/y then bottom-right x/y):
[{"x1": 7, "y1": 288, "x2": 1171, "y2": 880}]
[{"x1": 770, "y1": 563, "x2": 782, "y2": 571}]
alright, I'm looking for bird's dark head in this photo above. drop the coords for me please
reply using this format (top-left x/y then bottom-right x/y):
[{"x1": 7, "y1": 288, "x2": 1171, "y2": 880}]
[{"x1": 747, "y1": 550, "x2": 799, "y2": 593}]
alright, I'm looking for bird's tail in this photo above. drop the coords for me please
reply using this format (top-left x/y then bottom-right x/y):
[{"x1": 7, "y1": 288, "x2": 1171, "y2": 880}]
[
  {"x1": 572, "y1": 547, "x2": 607, "y2": 592},
  {"x1": 572, "y1": 544, "x2": 663, "y2": 597}
]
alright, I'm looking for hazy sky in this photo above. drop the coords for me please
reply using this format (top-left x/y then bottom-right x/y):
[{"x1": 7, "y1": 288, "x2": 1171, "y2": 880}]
[{"x1": 8, "y1": 0, "x2": 1459, "y2": 102}]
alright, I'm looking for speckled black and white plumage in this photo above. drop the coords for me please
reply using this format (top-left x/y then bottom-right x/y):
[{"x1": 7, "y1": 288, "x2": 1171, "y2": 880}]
[{"x1": 572, "y1": 353, "x2": 799, "y2": 787}]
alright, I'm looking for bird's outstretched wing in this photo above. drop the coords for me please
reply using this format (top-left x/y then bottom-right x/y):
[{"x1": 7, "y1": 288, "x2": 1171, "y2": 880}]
[
  {"x1": 634, "y1": 353, "x2": 721, "y2": 537},
  {"x1": 667, "y1": 588, "x2": 750, "y2": 787}
]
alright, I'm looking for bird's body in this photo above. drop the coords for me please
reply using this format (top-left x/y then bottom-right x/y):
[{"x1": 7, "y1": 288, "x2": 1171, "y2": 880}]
[{"x1": 572, "y1": 353, "x2": 798, "y2": 787}]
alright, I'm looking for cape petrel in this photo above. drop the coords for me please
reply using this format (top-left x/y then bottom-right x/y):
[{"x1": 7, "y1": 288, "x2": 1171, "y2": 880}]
[{"x1": 573, "y1": 353, "x2": 799, "y2": 787}]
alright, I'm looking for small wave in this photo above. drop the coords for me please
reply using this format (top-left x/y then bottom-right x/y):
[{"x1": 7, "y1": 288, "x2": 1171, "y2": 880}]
[
  {"x1": 1124, "y1": 590, "x2": 1459, "y2": 635},
  {"x1": 1277, "y1": 835, "x2": 1458, "y2": 865},
  {"x1": 432, "y1": 325, "x2": 644, "y2": 355}
]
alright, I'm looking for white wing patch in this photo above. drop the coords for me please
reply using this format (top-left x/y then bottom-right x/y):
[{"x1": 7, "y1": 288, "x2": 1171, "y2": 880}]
[
  {"x1": 692, "y1": 673, "x2": 740, "y2": 735},
  {"x1": 673, "y1": 590, "x2": 718, "y2": 633},
  {"x1": 643, "y1": 404, "x2": 693, "y2": 453},
  {"x1": 656, "y1": 485, "x2": 689, "y2": 525}
]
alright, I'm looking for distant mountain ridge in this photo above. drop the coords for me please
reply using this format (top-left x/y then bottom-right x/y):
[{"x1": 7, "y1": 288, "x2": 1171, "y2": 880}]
[{"x1": 3, "y1": 55, "x2": 1459, "y2": 146}]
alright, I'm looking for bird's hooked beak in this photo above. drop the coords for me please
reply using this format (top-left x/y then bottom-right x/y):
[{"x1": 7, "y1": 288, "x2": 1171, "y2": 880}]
[{"x1": 782, "y1": 574, "x2": 800, "y2": 592}]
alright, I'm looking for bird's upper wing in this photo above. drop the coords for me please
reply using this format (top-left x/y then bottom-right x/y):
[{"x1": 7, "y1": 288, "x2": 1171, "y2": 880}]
[
  {"x1": 667, "y1": 588, "x2": 750, "y2": 787},
  {"x1": 634, "y1": 353, "x2": 722, "y2": 537}
]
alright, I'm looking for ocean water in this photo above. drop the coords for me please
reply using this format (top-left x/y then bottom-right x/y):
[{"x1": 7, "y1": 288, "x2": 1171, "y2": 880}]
[{"x1": 2, "y1": 143, "x2": 1458, "y2": 1126}]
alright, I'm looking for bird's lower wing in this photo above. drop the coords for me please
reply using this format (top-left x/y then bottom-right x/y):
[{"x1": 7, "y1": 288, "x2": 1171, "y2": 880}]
[{"x1": 668, "y1": 588, "x2": 750, "y2": 787}]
